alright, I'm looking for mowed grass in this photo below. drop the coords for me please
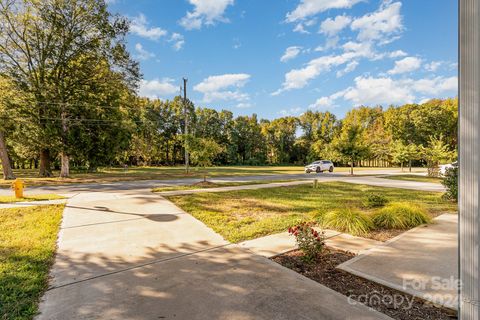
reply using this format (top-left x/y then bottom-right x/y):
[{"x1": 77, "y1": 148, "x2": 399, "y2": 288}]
[
  {"x1": 0, "y1": 166, "x2": 305, "y2": 188},
  {"x1": 0, "y1": 205, "x2": 64, "y2": 320},
  {"x1": 380, "y1": 174, "x2": 443, "y2": 183},
  {"x1": 0, "y1": 194, "x2": 65, "y2": 204},
  {"x1": 0, "y1": 166, "x2": 419, "y2": 188},
  {"x1": 152, "y1": 179, "x2": 301, "y2": 192},
  {"x1": 167, "y1": 182, "x2": 457, "y2": 243}
]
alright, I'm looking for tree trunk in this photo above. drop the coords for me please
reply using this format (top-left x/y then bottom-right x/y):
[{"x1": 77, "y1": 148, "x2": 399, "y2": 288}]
[
  {"x1": 60, "y1": 106, "x2": 70, "y2": 178},
  {"x1": 0, "y1": 131, "x2": 15, "y2": 180},
  {"x1": 350, "y1": 161, "x2": 354, "y2": 175},
  {"x1": 60, "y1": 152, "x2": 69, "y2": 178},
  {"x1": 39, "y1": 149, "x2": 52, "y2": 177},
  {"x1": 409, "y1": 159, "x2": 412, "y2": 172},
  {"x1": 401, "y1": 162, "x2": 404, "y2": 172}
]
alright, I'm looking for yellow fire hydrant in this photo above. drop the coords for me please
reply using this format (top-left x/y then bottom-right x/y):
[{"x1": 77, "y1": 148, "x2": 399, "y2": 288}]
[{"x1": 11, "y1": 179, "x2": 25, "y2": 199}]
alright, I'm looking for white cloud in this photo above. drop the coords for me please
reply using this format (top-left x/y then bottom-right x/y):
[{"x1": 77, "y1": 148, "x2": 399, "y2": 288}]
[
  {"x1": 309, "y1": 97, "x2": 333, "y2": 109},
  {"x1": 236, "y1": 102, "x2": 252, "y2": 108},
  {"x1": 274, "y1": 2, "x2": 408, "y2": 95},
  {"x1": 179, "y1": 0, "x2": 234, "y2": 30},
  {"x1": 273, "y1": 55, "x2": 345, "y2": 94},
  {"x1": 279, "y1": 107, "x2": 303, "y2": 116},
  {"x1": 315, "y1": 36, "x2": 340, "y2": 52},
  {"x1": 274, "y1": 41, "x2": 379, "y2": 94},
  {"x1": 425, "y1": 61, "x2": 442, "y2": 72},
  {"x1": 342, "y1": 41, "x2": 380, "y2": 59},
  {"x1": 138, "y1": 78, "x2": 178, "y2": 98},
  {"x1": 336, "y1": 60, "x2": 358, "y2": 77},
  {"x1": 169, "y1": 33, "x2": 185, "y2": 51},
  {"x1": 388, "y1": 56, "x2": 422, "y2": 74},
  {"x1": 418, "y1": 97, "x2": 431, "y2": 104},
  {"x1": 315, "y1": 75, "x2": 458, "y2": 107},
  {"x1": 448, "y1": 62, "x2": 458, "y2": 70},
  {"x1": 286, "y1": 0, "x2": 363, "y2": 22},
  {"x1": 342, "y1": 76, "x2": 414, "y2": 105},
  {"x1": 134, "y1": 43, "x2": 155, "y2": 60},
  {"x1": 293, "y1": 23, "x2": 309, "y2": 34},
  {"x1": 194, "y1": 73, "x2": 251, "y2": 103},
  {"x1": 411, "y1": 76, "x2": 458, "y2": 95},
  {"x1": 309, "y1": 90, "x2": 346, "y2": 109},
  {"x1": 350, "y1": 1, "x2": 403, "y2": 42},
  {"x1": 233, "y1": 37, "x2": 242, "y2": 49},
  {"x1": 292, "y1": 18, "x2": 317, "y2": 34},
  {"x1": 131, "y1": 14, "x2": 167, "y2": 41},
  {"x1": 281, "y1": 46, "x2": 303, "y2": 62},
  {"x1": 388, "y1": 50, "x2": 407, "y2": 58},
  {"x1": 319, "y1": 15, "x2": 352, "y2": 36}
]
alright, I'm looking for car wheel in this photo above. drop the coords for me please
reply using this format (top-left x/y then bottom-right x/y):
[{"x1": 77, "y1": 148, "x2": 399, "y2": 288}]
[
  {"x1": 329, "y1": 166, "x2": 334, "y2": 172},
  {"x1": 316, "y1": 167, "x2": 321, "y2": 173},
  {"x1": 305, "y1": 170, "x2": 310, "y2": 174}
]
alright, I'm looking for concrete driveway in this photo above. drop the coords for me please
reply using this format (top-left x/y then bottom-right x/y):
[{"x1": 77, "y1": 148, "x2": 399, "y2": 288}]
[
  {"x1": 338, "y1": 214, "x2": 458, "y2": 310},
  {"x1": 36, "y1": 190, "x2": 392, "y2": 320}
]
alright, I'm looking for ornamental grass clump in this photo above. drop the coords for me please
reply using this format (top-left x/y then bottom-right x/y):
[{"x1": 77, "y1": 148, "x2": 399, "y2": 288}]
[
  {"x1": 322, "y1": 208, "x2": 373, "y2": 236},
  {"x1": 288, "y1": 222, "x2": 325, "y2": 263},
  {"x1": 372, "y1": 202, "x2": 431, "y2": 229}
]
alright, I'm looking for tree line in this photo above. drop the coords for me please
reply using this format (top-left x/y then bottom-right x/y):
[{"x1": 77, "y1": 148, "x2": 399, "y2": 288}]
[{"x1": 0, "y1": 0, "x2": 457, "y2": 179}]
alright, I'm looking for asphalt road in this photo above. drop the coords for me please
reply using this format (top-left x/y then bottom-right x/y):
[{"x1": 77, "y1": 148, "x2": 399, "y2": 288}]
[{"x1": 0, "y1": 169, "x2": 442, "y2": 196}]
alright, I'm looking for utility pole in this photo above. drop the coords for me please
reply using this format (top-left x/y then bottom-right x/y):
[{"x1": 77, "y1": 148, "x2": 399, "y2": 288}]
[{"x1": 183, "y1": 78, "x2": 189, "y2": 174}]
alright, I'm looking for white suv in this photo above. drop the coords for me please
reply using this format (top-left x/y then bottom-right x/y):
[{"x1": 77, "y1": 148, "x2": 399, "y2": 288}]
[{"x1": 305, "y1": 160, "x2": 334, "y2": 173}]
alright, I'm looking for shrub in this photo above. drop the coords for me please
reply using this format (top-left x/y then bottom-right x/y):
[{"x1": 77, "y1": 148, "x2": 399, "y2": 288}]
[
  {"x1": 288, "y1": 222, "x2": 325, "y2": 262},
  {"x1": 363, "y1": 193, "x2": 389, "y2": 208},
  {"x1": 373, "y1": 202, "x2": 431, "y2": 229},
  {"x1": 442, "y1": 167, "x2": 458, "y2": 202},
  {"x1": 322, "y1": 208, "x2": 373, "y2": 236}
]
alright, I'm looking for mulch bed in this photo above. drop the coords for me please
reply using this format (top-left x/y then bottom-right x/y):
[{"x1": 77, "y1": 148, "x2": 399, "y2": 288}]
[{"x1": 272, "y1": 249, "x2": 457, "y2": 320}]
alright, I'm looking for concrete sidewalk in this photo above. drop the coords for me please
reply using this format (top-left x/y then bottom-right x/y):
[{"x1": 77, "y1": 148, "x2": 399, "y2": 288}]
[
  {"x1": 0, "y1": 199, "x2": 67, "y2": 209},
  {"x1": 36, "y1": 191, "x2": 392, "y2": 320},
  {"x1": 338, "y1": 214, "x2": 458, "y2": 310},
  {"x1": 338, "y1": 176, "x2": 445, "y2": 192}
]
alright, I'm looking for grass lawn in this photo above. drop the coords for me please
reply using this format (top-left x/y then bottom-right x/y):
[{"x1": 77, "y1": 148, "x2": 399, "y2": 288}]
[
  {"x1": 167, "y1": 182, "x2": 457, "y2": 243},
  {"x1": 0, "y1": 194, "x2": 65, "y2": 204},
  {"x1": 0, "y1": 205, "x2": 64, "y2": 320},
  {"x1": 0, "y1": 166, "x2": 420, "y2": 188},
  {"x1": 381, "y1": 174, "x2": 443, "y2": 183},
  {"x1": 152, "y1": 179, "x2": 302, "y2": 192}
]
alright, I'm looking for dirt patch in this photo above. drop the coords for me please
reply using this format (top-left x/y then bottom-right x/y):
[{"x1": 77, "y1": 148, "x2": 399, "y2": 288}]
[{"x1": 272, "y1": 249, "x2": 457, "y2": 320}]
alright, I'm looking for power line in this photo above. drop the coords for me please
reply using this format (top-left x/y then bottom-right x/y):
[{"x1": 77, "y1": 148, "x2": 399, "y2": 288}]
[
  {"x1": 17, "y1": 98, "x2": 184, "y2": 110},
  {"x1": 0, "y1": 115, "x2": 148, "y2": 126}
]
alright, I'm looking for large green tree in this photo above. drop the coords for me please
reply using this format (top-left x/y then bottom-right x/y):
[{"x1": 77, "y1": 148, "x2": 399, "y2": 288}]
[
  {"x1": 332, "y1": 116, "x2": 370, "y2": 175},
  {"x1": 0, "y1": 0, "x2": 139, "y2": 177}
]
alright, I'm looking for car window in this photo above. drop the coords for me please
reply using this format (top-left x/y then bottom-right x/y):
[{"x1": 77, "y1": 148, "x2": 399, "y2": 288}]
[{"x1": 321, "y1": 160, "x2": 331, "y2": 164}]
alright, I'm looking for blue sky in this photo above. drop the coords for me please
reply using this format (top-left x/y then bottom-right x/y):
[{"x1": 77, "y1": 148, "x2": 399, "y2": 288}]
[{"x1": 107, "y1": 0, "x2": 458, "y2": 119}]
